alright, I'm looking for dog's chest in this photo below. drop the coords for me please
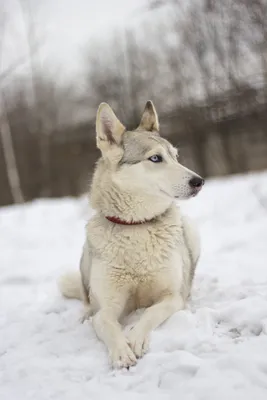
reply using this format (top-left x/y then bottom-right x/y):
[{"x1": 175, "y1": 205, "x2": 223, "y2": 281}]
[{"x1": 88, "y1": 216, "x2": 186, "y2": 278}]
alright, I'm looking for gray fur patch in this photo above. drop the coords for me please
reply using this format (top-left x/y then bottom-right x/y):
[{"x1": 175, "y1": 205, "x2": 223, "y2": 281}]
[{"x1": 120, "y1": 130, "x2": 175, "y2": 165}]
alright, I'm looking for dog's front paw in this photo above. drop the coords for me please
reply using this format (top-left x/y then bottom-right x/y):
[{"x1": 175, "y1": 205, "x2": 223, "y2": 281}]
[
  {"x1": 127, "y1": 328, "x2": 150, "y2": 359},
  {"x1": 110, "y1": 341, "x2": 137, "y2": 369}
]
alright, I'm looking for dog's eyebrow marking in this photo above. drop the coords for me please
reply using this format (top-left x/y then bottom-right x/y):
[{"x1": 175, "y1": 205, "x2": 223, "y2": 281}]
[
  {"x1": 120, "y1": 132, "x2": 177, "y2": 165},
  {"x1": 120, "y1": 137, "x2": 151, "y2": 165},
  {"x1": 148, "y1": 136, "x2": 177, "y2": 160},
  {"x1": 119, "y1": 159, "x2": 140, "y2": 165}
]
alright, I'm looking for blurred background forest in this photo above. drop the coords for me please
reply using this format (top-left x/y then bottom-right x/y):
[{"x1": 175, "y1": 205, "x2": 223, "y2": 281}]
[{"x1": 1, "y1": 0, "x2": 267, "y2": 206}]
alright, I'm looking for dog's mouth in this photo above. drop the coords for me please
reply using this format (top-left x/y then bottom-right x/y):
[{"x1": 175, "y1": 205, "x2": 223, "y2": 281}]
[
  {"x1": 191, "y1": 186, "x2": 202, "y2": 197},
  {"x1": 160, "y1": 189, "x2": 173, "y2": 199},
  {"x1": 174, "y1": 187, "x2": 202, "y2": 199},
  {"x1": 162, "y1": 186, "x2": 202, "y2": 200}
]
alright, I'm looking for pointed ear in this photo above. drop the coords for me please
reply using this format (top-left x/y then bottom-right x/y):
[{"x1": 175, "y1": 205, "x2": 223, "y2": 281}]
[
  {"x1": 96, "y1": 103, "x2": 125, "y2": 150},
  {"x1": 137, "y1": 100, "x2": 159, "y2": 132}
]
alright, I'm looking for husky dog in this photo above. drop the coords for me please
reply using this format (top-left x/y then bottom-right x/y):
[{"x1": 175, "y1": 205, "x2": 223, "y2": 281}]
[{"x1": 59, "y1": 101, "x2": 204, "y2": 368}]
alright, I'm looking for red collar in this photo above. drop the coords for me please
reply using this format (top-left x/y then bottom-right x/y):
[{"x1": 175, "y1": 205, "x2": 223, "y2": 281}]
[{"x1": 106, "y1": 216, "x2": 148, "y2": 225}]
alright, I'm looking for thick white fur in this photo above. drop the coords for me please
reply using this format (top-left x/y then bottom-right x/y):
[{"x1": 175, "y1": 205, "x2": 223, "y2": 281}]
[
  {"x1": 59, "y1": 101, "x2": 203, "y2": 368},
  {"x1": 58, "y1": 272, "x2": 82, "y2": 300}
]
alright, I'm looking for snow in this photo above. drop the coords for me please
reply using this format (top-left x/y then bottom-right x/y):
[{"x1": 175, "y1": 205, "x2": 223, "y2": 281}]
[{"x1": 1, "y1": 171, "x2": 267, "y2": 400}]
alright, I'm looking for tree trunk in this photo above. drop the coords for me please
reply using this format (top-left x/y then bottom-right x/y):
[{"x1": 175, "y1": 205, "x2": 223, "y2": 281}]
[{"x1": 0, "y1": 96, "x2": 24, "y2": 204}]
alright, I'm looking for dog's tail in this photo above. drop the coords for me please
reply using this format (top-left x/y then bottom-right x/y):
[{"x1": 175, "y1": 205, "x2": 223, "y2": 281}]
[{"x1": 58, "y1": 272, "x2": 83, "y2": 301}]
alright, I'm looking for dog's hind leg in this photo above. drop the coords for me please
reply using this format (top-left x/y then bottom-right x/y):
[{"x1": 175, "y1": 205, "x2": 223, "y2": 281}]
[
  {"x1": 79, "y1": 240, "x2": 94, "y2": 322},
  {"x1": 80, "y1": 280, "x2": 93, "y2": 323}
]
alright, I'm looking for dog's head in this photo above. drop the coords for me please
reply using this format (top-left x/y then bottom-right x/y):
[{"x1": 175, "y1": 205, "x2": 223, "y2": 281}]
[{"x1": 91, "y1": 101, "x2": 204, "y2": 220}]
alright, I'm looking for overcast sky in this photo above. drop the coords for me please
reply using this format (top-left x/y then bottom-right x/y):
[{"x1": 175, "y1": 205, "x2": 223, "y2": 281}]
[{"x1": 1, "y1": 0, "x2": 148, "y2": 82}]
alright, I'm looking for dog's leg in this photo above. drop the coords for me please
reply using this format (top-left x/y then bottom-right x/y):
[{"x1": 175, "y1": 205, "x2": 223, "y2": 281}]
[
  {"x1": 127, "y1": 294, "x2": 184, "y2": 358},
  {"x1": 92, "y1": 291, "x2": 137, "y2": 368},
  {"x1": 79, "y1": 241, "x2": 94, "y2": 322},
  {"x1": 80, "y1": 279, "x2": 94, "y2": 323}
]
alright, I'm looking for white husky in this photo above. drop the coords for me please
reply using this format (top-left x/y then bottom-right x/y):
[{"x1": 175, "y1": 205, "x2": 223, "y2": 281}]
[{"x1": 59, "y1": 101, "x2": 204, "y2": 368}]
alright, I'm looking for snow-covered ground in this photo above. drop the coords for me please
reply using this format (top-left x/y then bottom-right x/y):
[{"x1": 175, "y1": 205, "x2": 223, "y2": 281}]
[{"x1": 1, "y1": 171, "x2": 267, "y2": 400}]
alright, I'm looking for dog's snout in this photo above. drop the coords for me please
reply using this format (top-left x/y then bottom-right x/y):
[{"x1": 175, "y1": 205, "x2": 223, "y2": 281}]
[{"x1": 189, "y1": 177, "x2": 205, "y2": 188}]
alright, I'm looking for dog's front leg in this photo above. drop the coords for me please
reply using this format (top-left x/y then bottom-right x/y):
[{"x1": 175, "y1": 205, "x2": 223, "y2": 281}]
[
  {"x1": 92, "y1": 283, "x2": 137, "y2": 369},
  {"x1": 127, "y1": 294, "x2": 184, "y2": 358},
  {"x1": 93, "y1": 308, "x2": 137, "y2": 368}
]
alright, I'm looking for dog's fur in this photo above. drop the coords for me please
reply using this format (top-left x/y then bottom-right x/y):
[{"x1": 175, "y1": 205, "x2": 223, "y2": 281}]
[{"x1": 59, "y1": 101, "x2": 204, "y2": 368}]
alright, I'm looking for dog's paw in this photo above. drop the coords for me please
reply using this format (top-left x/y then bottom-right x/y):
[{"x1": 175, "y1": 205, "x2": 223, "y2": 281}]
[
  {"x1": 127, "y1": 328, "x2": 150, "y2": 359},
  {"x1": 110, "y1": 341, "x2": 137, "y2": 369},
  {"x1": 80, "y1": 306, "x2": 93, "y2": 323}
]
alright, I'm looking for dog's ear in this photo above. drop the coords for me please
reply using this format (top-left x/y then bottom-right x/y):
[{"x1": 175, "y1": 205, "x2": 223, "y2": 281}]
[
  {"x1": 96, "y1": 103, "x2": 125, "y2": 150},
  {"x1": 137, "y1": 100, "x2": 159, "y2": 132}
]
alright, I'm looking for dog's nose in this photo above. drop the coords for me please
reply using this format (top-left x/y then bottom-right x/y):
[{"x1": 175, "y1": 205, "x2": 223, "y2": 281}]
[{"x1": 189, "y1": 177, "x2": 205, "y2": 188}]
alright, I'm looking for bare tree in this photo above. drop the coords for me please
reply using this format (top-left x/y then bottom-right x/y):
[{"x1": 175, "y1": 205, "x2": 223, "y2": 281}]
[
  {"x1": 0, "y1": 95, "x2": 24, "y2": 204},
  {"x1": 0, "y1": 11, "x2": 24, "y2": 203},
  {"x1": 18, "y1": 0, "x2": 52, "y2": 197}
]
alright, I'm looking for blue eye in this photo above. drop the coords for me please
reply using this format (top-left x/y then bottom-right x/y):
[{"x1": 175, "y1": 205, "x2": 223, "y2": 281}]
[{"x1": 148, "y1": 155, "x2": 163, "y2": 163}]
